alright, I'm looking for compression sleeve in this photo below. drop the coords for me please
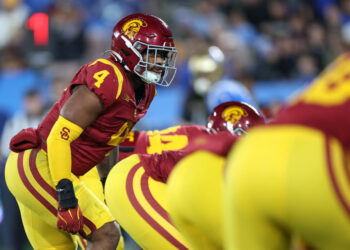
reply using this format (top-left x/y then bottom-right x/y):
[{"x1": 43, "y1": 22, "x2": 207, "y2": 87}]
[{"x1": 47, "y1": 115, "x2": 83, "y2": 185}]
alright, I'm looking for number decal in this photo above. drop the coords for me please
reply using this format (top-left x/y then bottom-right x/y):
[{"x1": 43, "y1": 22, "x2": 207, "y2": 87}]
[
  {"x1": 108, "y1": 121, "x2": 134, "y2": 146},
  {"x1": 146, "y1": 126, "x2": 189, "y2": 154},
  {"x1": 125, "y1": 131, "x2": 135, "y2": 142},
  {"x1": 93, "y1": 70, "x2": 110, "y2": 88}
]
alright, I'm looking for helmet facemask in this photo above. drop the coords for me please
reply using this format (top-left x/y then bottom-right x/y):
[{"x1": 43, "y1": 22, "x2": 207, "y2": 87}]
[
  {"x1": 118, "y1": 34, "x2": 177, "y2": 86},
  {"x1": 206, "y1": 119, "x2": 248, "y2": 136},
  {"x1": 132, "y1": 41, "x2": 177, "y2": 86}
]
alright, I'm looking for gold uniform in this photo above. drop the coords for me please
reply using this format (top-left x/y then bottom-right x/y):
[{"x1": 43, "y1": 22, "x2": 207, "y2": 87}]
[
  {"x1": 105, "y1": 125, "x2": 207, "y2": 250},
  {"x1": 166, "y1": 151, "x2": 226, "y2": 250},
  {"x1": 5, "y1": 149, "x2": 114, "y2": 249},
  {"x1": 224, "y1": 52, "x2": 350, "y2": 249}
]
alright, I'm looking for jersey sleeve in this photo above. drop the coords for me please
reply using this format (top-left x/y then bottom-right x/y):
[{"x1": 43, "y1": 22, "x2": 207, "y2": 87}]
[
  {"x1": 138, "y1": 132, "x2": 238, "y2": 183},
  {"x1": 70, "y1": 59, "x2": 124, "y2": 109},
  {"x1": 134, "y1": 125, "x2": 208, "y2": 155}
]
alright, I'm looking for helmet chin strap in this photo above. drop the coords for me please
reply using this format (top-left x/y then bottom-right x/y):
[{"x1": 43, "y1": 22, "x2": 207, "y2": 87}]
[{"x1": 141, "y1": 70, "x2": 161, "y2": 84}]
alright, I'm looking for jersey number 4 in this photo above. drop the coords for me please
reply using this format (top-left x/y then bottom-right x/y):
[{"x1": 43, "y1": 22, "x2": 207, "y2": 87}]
[{"x1": 93, "y1": 70, "x2": 110, "y2": 88}]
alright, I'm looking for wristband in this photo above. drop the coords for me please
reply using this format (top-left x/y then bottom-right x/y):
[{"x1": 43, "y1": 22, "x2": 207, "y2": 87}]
[{"x1": 56, "y1": 179, "x2": 78, "y2": 209}]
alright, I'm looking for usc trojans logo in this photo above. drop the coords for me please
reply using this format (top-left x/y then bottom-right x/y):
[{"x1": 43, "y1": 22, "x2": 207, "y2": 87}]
[
  {"x1": 60, "y1": 127, "x2": 70, "y2": 140},
  {"x1": 122, "y1": 18, "x2": 148, "y2": 40},
  {"x1": 222, "y1": 106, "x2": 248, "y2": 125}
]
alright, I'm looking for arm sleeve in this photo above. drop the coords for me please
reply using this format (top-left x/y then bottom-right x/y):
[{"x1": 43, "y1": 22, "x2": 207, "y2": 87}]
[{"x1": 47, "y1": 115, "x2": 83, "y2": 185}]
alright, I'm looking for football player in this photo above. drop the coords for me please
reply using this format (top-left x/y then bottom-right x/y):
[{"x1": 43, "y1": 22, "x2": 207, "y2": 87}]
[
  {"x1": 104, "y1": 101, "x2": 265, "y2": 249},
  {"x1": 223, "y1": 52, "x2": 350, "y2": 249},
  {"x1": 165, "y1": 101, "x2": 265, "y2": 250},
  {"x1": 5, "y1": 13, "x2": 177, "y2": 250}
]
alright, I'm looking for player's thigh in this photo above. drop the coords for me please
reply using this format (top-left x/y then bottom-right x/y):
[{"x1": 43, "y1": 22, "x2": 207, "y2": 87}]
[
  {"x1": 224, "y1": 125, "x2": 350, "y2": 250},
  {"x1": 5, "y1": 148, "x2": 115, "y2": 239},
  {"x1": 18, "y1": 201, "x2": 76, "y2": 250},
  {"x1": 105, "y1": 154, "x2": 188, "y2": 250},
  {"x1": 5, "y1": 149, "x2": 59, "y2": 226},
  {"x1": 167, "y1": 151, "x2": 225, "y2": 250},
  {"x1": 71, "y1": 174, "x2": 115, "y2": 237},
  {"x1": 76, "y1": 167, "x2": 124, "y2": 249},
  {"x1": 223, "y1": 126, "x2": 303, "y2": 250},
  {"x1": 285, "y1": 130, "x2": 350, "y2": 250},
  {"x1": 79, "y1": 167, "x2": 104, "y2": 202}
]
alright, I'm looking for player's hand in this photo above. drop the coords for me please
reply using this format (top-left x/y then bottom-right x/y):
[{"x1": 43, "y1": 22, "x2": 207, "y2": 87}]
[
  {"x1": 56, "y1": 179, "x2": 84, "y2": 235},
  {"x1": 57, "y1": 205, "x2": 84, "y2": 234}
]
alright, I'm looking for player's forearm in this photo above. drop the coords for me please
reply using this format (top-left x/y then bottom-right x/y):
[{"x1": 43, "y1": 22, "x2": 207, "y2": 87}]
[{"x1": 47, "y1": 115, "x2": 83, "y2": 185}]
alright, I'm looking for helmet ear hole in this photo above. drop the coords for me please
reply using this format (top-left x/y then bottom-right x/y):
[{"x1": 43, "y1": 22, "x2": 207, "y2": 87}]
[{"x1": 121, "y1": 49, "x2": 131, "y2": 56}]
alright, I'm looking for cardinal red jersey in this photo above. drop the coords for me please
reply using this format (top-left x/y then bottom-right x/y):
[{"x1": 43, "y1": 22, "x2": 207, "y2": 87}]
[
  {"x1": 37, "y1": 57, "x2": 156, "y2": 176},
  {"x1": 138, "y1": 131, "x2": 238, "y2": 182},
  {"x1": 135, "y1": 125, "x2": 208, "y2": 154},
  {"x1": 118, "y1": 125, "x2": 208, "y2": 161},
  {"x1": 271, "y1": 52, "x2": 350, "y2": 147},
  {"x1": 119, "y1": 131, "x2": 140, "y2": 161}
]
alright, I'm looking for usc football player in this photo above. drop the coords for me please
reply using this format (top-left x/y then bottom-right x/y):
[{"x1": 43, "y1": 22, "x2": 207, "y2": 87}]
[
  {"x1": 5, "y1": 13, "x2": 177, "y2": 250},
  {"x1": 223, "y1": 52, "x2": 350, "y2": 250},
  {"x1": 104, "y1": 101, "x2": 265, "y2": 249}
]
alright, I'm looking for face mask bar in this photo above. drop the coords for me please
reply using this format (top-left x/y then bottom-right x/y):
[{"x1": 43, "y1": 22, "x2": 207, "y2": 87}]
[
  {"x1": 206, "y1": 120, "x2": 248, "y2": 136},
  {"x1": 231, "y1": 127, "x2": 248, "y2": 136},
  {"x1": 133, "y1": 41, "x2": 178, "y2": 86}
]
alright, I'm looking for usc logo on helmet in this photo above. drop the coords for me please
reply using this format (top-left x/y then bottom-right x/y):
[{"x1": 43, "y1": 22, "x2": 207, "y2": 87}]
[
  {"x1": 222, "y1": 106, "x2": 248, "y2": 125},
  {"x1": 122, "y1": 18, "x2": 148, "y2": 40}
]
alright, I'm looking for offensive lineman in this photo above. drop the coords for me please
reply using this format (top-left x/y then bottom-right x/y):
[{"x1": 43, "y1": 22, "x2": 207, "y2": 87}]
[
  {"x1": 104, "y1": 101, "x2": 264, "y2": 249},
  {"x1": 223, "y1": 52, "x2": 350, "y2": 249},
  {"x1": 165, "y1": 101, "x2": 265, "y2": 250}
]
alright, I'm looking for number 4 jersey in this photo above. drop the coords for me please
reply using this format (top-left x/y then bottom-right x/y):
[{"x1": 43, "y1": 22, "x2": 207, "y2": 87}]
[
  {"x1": 272, "y1": 52, "x2": 350, "y2": 148},
  {"x1": 37, "y1": 56, "x2": 156, "y2": 176}
]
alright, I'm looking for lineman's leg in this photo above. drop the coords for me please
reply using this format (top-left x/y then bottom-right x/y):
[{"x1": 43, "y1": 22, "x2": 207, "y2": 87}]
[
  {"x1": 105, "y1": 154, "x2": 189, "y2": 250},
  {"x1": 18, "y1": 201, "x2": 77, "y2": 250},
  {"x1": 5, "y1": 148, "x2": 119, "y2": 249},
  {"x1": 166, "y1": 151, "x2": 225, "y2": 250},
  {"x1": 77, "y1": 167, "x2": 125, "y2": 250},
  {"x1": 79, "y1": 167, "x2": 105, "y2": 202},
  {"x1": 286, "y1": 130, "x2": 350, "y2": 250},
  {"x1": 223, "y1": 126, "x2": 291, "y2": 250},
  {"x1": 223, "y1": 125, "x2": 350, "y2": 250}
]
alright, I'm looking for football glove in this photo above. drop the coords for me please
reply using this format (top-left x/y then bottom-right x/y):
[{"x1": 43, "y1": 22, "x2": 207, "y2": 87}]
[{"x1": 56, "y1": 179, "x2": 84, "y2": 235}]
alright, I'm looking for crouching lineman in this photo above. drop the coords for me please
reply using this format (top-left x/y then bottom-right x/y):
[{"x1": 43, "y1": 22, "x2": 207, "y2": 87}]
[
  {"x1": 104, "y1": 101, "x2": 264, "y2": 249},
  {"x1": 165, "y1": 102, "x2": 265, "y2": 250},
  {"x1": 223, "y1": 52, "x2": 350, "y2": 250}
]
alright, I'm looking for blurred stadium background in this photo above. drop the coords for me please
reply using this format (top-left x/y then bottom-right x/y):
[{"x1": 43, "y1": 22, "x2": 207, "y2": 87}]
[{"x1": 0, "y1": 0, "x2": 349, "y2": 249}]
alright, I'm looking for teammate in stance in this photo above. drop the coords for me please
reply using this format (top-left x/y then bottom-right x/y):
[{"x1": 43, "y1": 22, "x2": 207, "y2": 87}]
[{"x1": 224, "y1": 52, "x2": 350, "y2": 250}]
